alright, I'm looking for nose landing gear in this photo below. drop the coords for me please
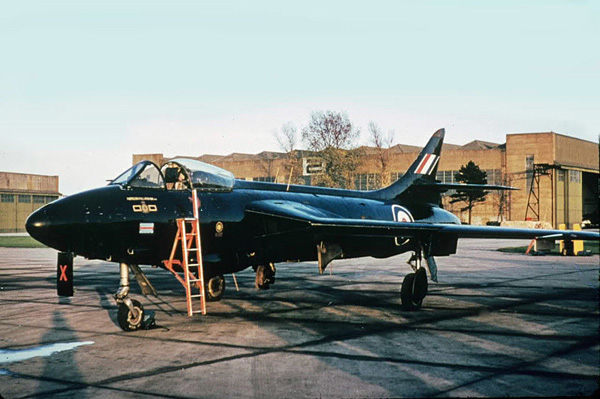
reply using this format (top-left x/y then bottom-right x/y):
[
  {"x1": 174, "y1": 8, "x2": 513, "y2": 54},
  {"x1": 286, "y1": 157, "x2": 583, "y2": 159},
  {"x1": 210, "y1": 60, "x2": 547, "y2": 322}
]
[
  {"x1": 114, "y1": 263, "x2": 155, "y2": 331},
  {"x1": 117, "y1": 298, "x2": 145, "y2": 331}
]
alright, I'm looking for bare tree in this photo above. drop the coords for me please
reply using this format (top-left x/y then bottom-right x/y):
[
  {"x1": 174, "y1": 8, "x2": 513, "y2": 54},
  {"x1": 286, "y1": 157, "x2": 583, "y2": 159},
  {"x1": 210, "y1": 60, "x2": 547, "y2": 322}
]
[
  {"x1": 302, "y1": 111, "x2": 359, "y2": 151},
  {"x1": 257, "y1": 153, "x2": 276, "y2": 182},
  {"x1": 301, "y1": 111, "x2": 361, "y2": 188},
  {"x1": 275, "y1": 122, "x2": 297, "y2": 153},
  {"x1": 274, "y1": 122, "x2": 304, "y2": 185},
  {"x1": 368, "y1": 121, "x2": 395, "y2": 188},
  {"x1": 489, "y1": 173, "x2": 512, "y2": 223}
]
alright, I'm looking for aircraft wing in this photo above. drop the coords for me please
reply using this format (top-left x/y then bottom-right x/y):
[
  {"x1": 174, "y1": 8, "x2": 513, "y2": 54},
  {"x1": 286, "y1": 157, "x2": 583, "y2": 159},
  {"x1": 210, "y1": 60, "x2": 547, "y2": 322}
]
[{"x1": 246, "y1": 200, "x2": 599, "y2": 241}]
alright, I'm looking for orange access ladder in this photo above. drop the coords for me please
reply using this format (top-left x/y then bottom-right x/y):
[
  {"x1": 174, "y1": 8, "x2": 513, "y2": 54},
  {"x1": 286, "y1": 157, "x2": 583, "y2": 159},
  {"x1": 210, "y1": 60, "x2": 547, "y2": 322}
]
[{"x1": 164, "y1": 189, "x2": 207, "y2": 316}]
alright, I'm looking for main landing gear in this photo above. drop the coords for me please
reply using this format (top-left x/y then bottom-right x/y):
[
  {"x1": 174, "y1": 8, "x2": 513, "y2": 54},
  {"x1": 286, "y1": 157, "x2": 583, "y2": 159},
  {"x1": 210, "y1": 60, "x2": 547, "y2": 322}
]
[
  {"x1": 401, "y1": 250, "x2": 436, "y2": 311},
  {"x1": 254, "y1": 263, "x2": 276, "y2": 290},
  {"x1": 205, "y1": 275, "x2": 226, "y2": 302},
  {"x1": 401, "y1": 267, "x2": 428, "y2": 311},
  {"x1": 114, "y1": 263, "x2": 156, "y2": 331}
]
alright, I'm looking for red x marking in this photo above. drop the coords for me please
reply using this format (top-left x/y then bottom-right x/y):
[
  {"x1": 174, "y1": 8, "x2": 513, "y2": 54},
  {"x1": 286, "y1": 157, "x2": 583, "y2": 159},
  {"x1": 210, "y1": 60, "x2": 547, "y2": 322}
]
[{"x1": 59, "y1": 265, "x2": 69, "y2": 282}]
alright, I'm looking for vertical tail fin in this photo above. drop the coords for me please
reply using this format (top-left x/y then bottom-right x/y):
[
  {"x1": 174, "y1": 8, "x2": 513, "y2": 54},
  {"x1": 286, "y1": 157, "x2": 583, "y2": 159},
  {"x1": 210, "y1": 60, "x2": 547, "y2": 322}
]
[{"x1": 369, "y1": 128, "x2": 445, "y2": 201}]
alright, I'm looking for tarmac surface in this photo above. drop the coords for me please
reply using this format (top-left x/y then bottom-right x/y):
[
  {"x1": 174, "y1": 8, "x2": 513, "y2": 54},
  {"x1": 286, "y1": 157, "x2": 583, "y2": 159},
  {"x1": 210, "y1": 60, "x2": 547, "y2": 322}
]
[{"x1": 0, "y1": 239, "x2": 598, "y2": 398}]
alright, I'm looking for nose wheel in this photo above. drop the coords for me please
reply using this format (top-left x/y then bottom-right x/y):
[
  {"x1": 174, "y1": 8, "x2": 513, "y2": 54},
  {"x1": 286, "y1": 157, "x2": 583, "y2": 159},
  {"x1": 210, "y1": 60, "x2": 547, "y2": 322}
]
[
  {"x1": 114, "y1": 263, "x2": 155, "y2": 331},
  {"x1": 117, "y1": 299, "x2": 144, "y2": 331}
]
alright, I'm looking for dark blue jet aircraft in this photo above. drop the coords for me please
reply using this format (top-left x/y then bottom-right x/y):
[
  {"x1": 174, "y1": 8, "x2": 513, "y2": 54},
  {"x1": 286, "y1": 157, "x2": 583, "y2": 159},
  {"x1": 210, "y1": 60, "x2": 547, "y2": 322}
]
[{"x1": 26, "y1": 129, "x2": 599, "y2": 331}]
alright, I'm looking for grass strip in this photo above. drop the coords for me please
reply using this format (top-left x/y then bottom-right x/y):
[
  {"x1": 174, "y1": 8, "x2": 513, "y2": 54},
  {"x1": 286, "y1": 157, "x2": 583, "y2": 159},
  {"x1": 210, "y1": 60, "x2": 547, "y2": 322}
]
[{"x1": 0, "y1": 236, "x2": 47, "y2": 248}]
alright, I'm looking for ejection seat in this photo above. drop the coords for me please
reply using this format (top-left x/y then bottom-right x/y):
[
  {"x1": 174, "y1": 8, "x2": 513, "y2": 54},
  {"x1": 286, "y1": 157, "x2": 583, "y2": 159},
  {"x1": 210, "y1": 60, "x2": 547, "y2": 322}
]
[{"x1": 163, "y1": 165, "x2": 190, "y2": 190}]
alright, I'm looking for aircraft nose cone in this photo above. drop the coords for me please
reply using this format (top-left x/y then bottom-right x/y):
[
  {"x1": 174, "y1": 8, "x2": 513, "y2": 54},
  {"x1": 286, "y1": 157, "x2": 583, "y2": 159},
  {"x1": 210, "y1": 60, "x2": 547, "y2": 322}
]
[{"x1": 26, "y1": 207, "x2": 52, "y2": 246}]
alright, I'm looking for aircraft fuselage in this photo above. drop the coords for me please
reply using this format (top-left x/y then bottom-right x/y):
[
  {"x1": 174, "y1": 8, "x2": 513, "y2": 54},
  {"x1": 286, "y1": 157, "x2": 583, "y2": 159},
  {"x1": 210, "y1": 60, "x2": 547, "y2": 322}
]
[{"x1": 26, "y1": 182, "x2": 460, "y2": 278}]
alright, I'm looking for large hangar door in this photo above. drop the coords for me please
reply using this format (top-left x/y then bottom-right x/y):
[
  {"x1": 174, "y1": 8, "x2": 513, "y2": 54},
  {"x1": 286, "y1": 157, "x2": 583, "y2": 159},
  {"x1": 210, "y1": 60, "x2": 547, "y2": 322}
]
[
  {"x1": 582, "y1": 171, "x2": 599, "y2": 225},
  {"x1": 556, "y1": 168, "x2": 587, "y2": 229}
]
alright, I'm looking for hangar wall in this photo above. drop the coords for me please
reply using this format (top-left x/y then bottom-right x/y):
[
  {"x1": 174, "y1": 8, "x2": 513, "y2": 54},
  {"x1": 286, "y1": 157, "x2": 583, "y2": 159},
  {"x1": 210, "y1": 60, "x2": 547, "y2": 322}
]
[
  {"x1": 0, "y1": 172, "x2": 60, "y2": 233},
  {"x1": 505, "y1": 133, "x2": 598, "y2": 228},
  {"x1": 133, "y1": 131, "x2": 598, "y2": 227}
]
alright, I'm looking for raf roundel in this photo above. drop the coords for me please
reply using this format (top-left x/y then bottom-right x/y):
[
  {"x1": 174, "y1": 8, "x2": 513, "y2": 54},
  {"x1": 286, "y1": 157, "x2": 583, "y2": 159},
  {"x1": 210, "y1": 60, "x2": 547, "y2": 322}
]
[{"x1": 391, "y1": 205, "x2": 414, "y2": 223}]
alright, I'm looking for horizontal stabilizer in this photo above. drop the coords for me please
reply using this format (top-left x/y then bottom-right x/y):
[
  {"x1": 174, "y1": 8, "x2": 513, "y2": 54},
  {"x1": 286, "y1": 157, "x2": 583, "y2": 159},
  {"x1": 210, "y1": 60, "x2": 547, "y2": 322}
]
[{"x1": 414, "y1": 182, "x2": 517, "y2": 192}]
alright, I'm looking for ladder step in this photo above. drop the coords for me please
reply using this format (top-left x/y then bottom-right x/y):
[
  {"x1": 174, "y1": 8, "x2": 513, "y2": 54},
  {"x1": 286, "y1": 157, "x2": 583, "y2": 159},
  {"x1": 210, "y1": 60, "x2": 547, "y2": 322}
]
[{"x1": 171, "y1": 195, "x2": 206, "y2": 316}]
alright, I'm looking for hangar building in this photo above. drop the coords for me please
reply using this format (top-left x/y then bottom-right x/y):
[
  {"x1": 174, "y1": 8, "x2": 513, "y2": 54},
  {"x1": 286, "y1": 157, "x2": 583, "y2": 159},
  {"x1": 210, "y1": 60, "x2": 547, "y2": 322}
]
[
  {"x1": 0, "y1": 172, "x2": 60, "y2": 233},
  {"x1": 134, "y1": 132, "x2": 598, "y2": 228}
]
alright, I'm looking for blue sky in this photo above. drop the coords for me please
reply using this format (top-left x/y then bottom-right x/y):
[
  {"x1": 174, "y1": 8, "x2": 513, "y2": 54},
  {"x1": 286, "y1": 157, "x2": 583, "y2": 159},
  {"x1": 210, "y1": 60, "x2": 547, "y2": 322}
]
[{"x1": 1, "y1": 0, "x2": 598, "y2": 194}]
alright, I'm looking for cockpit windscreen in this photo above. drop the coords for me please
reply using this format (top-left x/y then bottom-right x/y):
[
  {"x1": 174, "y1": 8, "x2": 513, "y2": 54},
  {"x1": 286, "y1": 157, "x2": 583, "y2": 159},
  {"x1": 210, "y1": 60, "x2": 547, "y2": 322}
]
[{"x1": 110, "y1": 161, "x2": 166, "y2": 189}]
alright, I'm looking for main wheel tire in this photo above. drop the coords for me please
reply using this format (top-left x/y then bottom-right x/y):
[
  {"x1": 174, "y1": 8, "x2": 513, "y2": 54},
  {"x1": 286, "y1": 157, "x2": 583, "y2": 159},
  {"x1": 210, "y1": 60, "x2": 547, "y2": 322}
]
[
  {"x1": 117, "y1": 299, "x2": 144, "y2": 331},
  {"x1": 205, "y1": 275, "x2": 225, "y2": 302},
  {"x1": 401, "y1": 271, "x2": 426, "y2": 311},
  {"x1": 412, "y1": 267, "x2": 428, "y2": 303},
  {"x1": 255, "y1": 265, "x2": 271, "y2": 290},
  {"x1": 401, "y1": 273, "x2": 416, "y2": 311}
]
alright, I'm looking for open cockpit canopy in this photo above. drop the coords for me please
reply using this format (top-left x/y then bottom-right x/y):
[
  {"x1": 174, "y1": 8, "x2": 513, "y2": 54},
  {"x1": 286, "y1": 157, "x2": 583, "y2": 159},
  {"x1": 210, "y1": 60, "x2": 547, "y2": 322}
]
[
  {"x1": 110, "y1": 158, "x2": 235, "y2": 191},
  {"x1": 161, "y1": 158, "x2": 235, "y2": 191}
]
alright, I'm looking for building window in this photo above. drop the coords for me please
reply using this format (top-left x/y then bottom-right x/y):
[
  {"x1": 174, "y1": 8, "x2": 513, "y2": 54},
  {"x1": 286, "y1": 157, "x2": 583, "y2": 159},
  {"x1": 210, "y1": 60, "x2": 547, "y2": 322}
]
[
  {"x1": 253, "y1": 177, "x2": 275, "y2": 183},
  {"x1": 525, "y1": 155, "x2": 534, "y2": 170},
  {"x1": 354, "y1": 173, "x2": 381, "y2": 191},
  {"x1": 45, "y1": 196, "x2": 58, "y2": 203},
  {"x1": 18, "y1": 195, "x2": 31, "y2": 203},
  {"x1": 569, "y1": 170, "x2": 581, "y2": 183},
  {"x1": 484, "y1": 169, "x2": 502, "y2": 185},
  {"x1": 355, "y1": 174, "x2": 368, "y2": 190},
  {"x1": 1, "y1": 194, "x2": 14, "y2": 203},
  {"x1": 446, "y1": 170, "x2": 456, "y2": 183},
  {"x1": 525, "y1": 155, "x2": 534, "y2": 191},
  {"x1": 33, "y1": 196, "x2": 46, "y2": 204},
  {"x1": 390, "y1": 172, "x2": 403, "y2": 183},
  {"x1": 436, "y1": 170, "x2": 458, "y2": 184}
]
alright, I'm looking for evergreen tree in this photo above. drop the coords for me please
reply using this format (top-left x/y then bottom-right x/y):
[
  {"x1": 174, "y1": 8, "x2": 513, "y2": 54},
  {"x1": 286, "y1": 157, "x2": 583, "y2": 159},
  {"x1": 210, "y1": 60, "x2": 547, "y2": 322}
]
[{"x1": 450, "y1": 161, "x2": 488, "y2": 224}]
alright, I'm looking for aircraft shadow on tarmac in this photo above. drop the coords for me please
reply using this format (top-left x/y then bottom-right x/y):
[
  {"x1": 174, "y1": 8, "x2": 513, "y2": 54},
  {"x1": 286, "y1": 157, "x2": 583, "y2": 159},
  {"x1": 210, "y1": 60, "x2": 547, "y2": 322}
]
[
  {"x1": 67, "y1": 257, "x2": 598, "y2": 397},
  {"x1": 4, "y1": 252, "x2": 596, "y2": 397}
]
